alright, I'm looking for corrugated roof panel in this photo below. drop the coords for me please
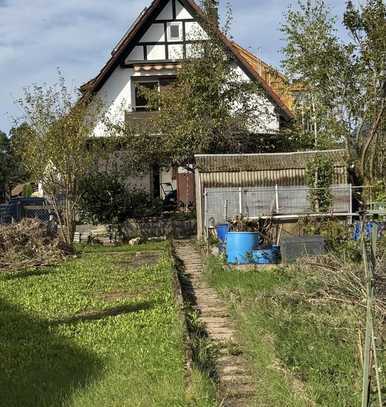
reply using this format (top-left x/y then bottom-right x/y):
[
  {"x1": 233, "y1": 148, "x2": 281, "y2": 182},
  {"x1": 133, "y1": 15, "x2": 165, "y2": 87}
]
[
  {"x1": 200, "y1": 167, "x2": 347, "y2": 188},
  {"x1": 195, "y1": 150, "x2": 347, "y2": 173}
]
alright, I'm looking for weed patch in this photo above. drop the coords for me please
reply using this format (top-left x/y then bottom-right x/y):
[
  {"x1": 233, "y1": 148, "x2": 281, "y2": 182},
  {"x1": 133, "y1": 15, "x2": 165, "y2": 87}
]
[
  {"x1": 205, "y1": 255, "x2": 368, "y2": 406},
  {"x1": 0, "y1": 242, "x2": 189, "y2": 406}
]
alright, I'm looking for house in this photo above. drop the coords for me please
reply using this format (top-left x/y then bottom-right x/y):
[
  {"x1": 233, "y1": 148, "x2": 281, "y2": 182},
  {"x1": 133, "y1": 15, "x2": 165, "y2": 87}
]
[
  {"x1": 194, "y1": 150, "x2": 351, "y2": 238},
  {"x1": 81, "y1": 0, "x2": 296, "y2": 204}
]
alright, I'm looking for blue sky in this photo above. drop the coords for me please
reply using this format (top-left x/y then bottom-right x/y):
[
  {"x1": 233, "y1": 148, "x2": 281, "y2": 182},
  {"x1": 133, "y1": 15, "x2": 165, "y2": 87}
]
[{"x1": 0, "y1": 0, "x2": 347, "y2": 133}]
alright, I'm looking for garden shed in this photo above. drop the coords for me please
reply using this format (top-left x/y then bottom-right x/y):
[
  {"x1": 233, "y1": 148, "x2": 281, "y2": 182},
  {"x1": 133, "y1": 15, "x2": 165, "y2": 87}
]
[{"x1": 194, "y1": 149, "x2": 351, "y2": 238}]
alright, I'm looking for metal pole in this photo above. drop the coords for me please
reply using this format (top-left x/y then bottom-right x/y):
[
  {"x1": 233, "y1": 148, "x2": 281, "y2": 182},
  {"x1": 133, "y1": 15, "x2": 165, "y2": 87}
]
[
  {"x1": 361, "y1": 219, "x2": 378, "y2": 407},
  {"x1": 361, "y1": 223, "x2": 372, "y2": 407},
  {"x1": 239, "y1": 187, "x2": 242, "y2": 215},
  {"x1": 349, "y1": 184, "x2": 353, "y2": 225},
  {"x1": 224, "y1": 200, "x2": 228, "y2": 222},
  {"x1": 204, "y1": 189, "x2": 208, "y2": 242},
  {"x1": 275, "y1": 184, "x2": 280, "y2": 213}
]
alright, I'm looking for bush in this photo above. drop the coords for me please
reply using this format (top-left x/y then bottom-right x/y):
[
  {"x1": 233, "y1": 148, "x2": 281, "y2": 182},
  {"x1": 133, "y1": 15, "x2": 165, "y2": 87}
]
[
  {"x1": 79, "y1": 172, "x2": 163, "y2": 224},
  {"x1": 298, "y1": 217, "x2": 361, "y2": 259}
]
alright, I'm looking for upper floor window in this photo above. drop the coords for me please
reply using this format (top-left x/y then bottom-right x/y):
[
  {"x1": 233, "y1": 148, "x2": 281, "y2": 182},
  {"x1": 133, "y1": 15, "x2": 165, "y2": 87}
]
[
  {"x1": 134, "y1": 81, "x2": 159, "y2": 112},
  {"x1": 168, "y1": 22, "x2": 183, "y2": 42},
  {"x1": 133, "y1": 78, "x2": 176, "y2": 112}
]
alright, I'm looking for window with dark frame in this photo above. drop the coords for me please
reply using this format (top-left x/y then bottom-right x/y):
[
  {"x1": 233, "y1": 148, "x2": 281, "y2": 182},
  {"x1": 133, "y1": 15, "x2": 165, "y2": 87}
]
[
  {"x1": 134, "y1": 81, "x2": 159, "y2": 112},
  {"x1": 170, "y1": 23, "x2": 180, "y2": 40}
]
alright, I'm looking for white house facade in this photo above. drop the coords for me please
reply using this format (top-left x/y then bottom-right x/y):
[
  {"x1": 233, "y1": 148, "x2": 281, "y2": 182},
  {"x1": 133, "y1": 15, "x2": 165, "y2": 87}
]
[{"x1": 82, "y1": 0, "x2": 294, "y2": 203}]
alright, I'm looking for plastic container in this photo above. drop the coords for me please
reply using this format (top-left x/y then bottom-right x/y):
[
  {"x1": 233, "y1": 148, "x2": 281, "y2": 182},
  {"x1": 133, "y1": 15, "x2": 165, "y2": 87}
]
[
  {"x1": 252, "y1": 245, "x2": 280, "y2": 264},
  {"x1": 281, "y1": 236, "x2": 325, "y2": 263},
  {"x1": 215, "y1": 224, "x2": 230, "y2": 242},
  {"x1": 353, "y1": 222, "x2": 383, "y2": 241},
  {"x1": 226, "y1": 232, "x2": 262, "y2": 264}
]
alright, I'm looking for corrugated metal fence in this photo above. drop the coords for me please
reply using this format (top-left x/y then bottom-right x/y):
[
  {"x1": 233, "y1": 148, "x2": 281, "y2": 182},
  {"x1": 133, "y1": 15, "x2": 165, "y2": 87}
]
[{"x1": 204, "y1": 184, "x2": 352, "y2": 225}]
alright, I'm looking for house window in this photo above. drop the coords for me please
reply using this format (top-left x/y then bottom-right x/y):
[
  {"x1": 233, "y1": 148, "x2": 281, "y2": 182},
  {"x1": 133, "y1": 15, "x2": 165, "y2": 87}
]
[
  {"x1": 170, "y1": 24, "x2": 180, "y2": 39},
  {"x1": 168, "y1": 22, "x2": 183, "y2": 42},
  {"x1": 134, "y1": 81, "x2": 159, "y2": 111}
]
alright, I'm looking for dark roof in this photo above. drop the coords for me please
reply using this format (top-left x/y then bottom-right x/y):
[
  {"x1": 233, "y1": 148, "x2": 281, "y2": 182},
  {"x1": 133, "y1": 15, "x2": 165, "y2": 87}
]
[
  {"x1": 81, "y1": 0, "x2": 294, "y2": 121},
  {"x1": 195, "y1": 150, "x2": 348, "y2": 172}
]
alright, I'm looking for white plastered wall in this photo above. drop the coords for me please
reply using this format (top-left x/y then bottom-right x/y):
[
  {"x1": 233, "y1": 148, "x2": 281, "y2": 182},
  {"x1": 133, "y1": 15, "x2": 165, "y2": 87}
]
[
  {"x1": 92, "y1": 66, "x2": 134, "y2": 138},
  {"x1": 91, "y1": 66, "x2": 153, "y2": 193},
  {"x1": 230, "y1": 64, "x2": 280, "y2": 133}
]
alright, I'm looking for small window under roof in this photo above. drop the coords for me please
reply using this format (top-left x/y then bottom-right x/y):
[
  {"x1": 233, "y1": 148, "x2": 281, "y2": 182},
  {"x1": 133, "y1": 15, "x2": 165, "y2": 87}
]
[{"x1": 170, "y1": 24, "x2": 180, "y2": 39}]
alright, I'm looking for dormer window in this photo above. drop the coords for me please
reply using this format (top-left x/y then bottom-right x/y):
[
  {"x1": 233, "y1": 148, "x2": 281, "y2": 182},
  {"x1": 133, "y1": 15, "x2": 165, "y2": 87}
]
[{"x1": 168, "y1": 22, "x2": 183, "y2": 42}]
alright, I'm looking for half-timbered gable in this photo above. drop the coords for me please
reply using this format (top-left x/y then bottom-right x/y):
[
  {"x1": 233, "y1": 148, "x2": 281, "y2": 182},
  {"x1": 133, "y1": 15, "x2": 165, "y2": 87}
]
[{"x1": 82, "y1": 0, "x2": 295, "y2": 198}]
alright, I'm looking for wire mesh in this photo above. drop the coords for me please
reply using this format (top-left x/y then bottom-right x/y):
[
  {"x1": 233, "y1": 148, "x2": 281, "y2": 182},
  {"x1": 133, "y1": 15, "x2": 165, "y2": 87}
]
[{"x1": 205, "y1": 184, "x2": 353, "y2": 226}]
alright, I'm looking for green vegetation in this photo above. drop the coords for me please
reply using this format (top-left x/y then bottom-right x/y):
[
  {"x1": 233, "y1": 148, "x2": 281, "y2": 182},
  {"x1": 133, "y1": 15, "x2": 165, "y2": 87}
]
[
  {"x1": 78, "y1": 172, "x2": 163, "y2": 225},
  {"x1": 0, "y1": 242, "x2": 211, "y2": 407},
  {"x1": 205, "y1": 256, "x2": 364, "y2": 406},
  {"x1": 282, "y1": 0, "x2": 386, "y2": 183}
]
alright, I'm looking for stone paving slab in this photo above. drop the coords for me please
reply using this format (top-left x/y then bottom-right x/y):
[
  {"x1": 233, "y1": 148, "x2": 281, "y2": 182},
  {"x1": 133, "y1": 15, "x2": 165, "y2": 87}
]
[{"x1": 174, "y1": 240, "x2": 256, "y2": 407}]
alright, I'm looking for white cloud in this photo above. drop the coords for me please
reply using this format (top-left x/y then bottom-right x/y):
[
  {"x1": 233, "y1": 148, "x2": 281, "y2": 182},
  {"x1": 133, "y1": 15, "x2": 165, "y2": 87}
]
[{"x1": 0, "y1": 0, "x2": 349, "y2": 132}]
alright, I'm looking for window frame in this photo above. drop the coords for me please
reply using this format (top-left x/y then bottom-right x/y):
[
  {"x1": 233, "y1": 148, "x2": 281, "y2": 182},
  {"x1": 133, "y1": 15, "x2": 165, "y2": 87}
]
[
  {"x1": 167, "y1": 22, "x2": 183, "y2": 42},
  {"x1": 134, "y1": 80, "x2": 160, "y2": 112}
]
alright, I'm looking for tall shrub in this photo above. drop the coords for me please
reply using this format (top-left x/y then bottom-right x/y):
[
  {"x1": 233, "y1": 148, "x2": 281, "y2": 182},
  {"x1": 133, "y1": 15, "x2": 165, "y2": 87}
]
[{"x1": 305, "y1": 156, "x2": 334, "y2": 212}]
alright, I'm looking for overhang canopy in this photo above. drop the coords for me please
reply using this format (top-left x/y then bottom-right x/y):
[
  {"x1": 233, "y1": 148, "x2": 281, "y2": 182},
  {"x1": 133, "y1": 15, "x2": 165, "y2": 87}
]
[
  {"x1": 194, "y1": 150, "x2": 348, "y2": 188},
  {"x1": 195, "y1": 150, "x2": 347, "y2": 173}
]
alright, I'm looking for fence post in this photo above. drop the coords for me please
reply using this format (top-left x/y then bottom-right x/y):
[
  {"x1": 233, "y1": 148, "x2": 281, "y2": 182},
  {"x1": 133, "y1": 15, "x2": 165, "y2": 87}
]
[
  {"x1": 204, "y1": 189, "x2": 208, "y2": 242},
  {"x1": 275, "y1": 184, "x2": 280, "y2": 214},
  {"x1": 239, "y1": 187, "x2": 243, "y2": 215},
  {"x1": 349, "y1": 184, "x2": 353, "y2": 224},
  {"x1": 370, "y1": 224, "x2": 383, "y2": 407},
  {"x1": 361, "y1": 220, "x2": 382, "y2": 407},
  {"x1": 361, "y1": 217, "x2": 372, "y2": 407}
]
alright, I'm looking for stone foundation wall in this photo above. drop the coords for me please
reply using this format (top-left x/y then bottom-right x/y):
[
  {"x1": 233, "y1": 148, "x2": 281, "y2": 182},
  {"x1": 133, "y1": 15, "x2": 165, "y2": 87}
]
[
  {"x1": 121, "y1": 218, "x2": 196, "y2": 240},
  {"x1": 75, "y1": 218, "x2": 197, "y2": 243}
]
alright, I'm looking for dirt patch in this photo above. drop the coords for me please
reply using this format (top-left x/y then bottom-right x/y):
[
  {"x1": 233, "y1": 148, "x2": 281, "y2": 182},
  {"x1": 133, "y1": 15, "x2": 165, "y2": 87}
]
[
  {"x1": 110, "y1": 251, "x2": 162, "y2": 269},
  {"x1": 98, "y1": 290, "x2": 133, "y2": 301},
  {"x1": 52, "y1": 302, "x2": 154, "y2": 325},
  {"x1": 130, "y1": 251, "x2": 162, "y2": 267},
  {"x1": 97, "y1": 282, "x2": 163, "y2": 302}
]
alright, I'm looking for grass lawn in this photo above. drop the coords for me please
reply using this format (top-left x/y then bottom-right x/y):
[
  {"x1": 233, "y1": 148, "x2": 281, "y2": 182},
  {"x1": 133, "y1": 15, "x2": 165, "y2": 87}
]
[
  {"x1": 0, "y1": 242, "x2": 212, "y2": 407},
  {"x1": 205, "y1": 257, "x2": 364, "y2": 407}
]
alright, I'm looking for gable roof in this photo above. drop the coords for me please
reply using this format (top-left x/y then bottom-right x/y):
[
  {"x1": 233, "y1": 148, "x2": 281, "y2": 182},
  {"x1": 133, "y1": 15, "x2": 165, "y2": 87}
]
[
  {"x1": 231, "y1": 43, "x2": 296, "y2": 110},
  {"x1": 81, "y1": 0, "x2": 294, "y2": 121}
]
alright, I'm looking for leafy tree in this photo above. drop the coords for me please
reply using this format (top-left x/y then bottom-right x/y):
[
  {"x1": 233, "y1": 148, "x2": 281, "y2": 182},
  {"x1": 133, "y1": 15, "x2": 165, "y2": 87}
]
[
  {"x1": 0, "y1": 129, "x2": 26, "y2": 202},
  {"x1": 281, "y1": 0, "x2": 386, "y2": 183},
  {"x1": 14, "y1": 76, "x2": 107, "y2": 247},
  {"x1": 0, "y1": 130, "x2": 9, "y2": 201},
  {"x1": 113, "y1": 7, "x2": 294, "y2": 173}
]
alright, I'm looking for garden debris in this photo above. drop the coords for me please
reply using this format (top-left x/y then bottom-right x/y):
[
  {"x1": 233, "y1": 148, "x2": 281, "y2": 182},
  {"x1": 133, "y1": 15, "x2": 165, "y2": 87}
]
[
  {"x1": 298, "y1": 254, "x2": 386, "y2": 319},
  {"x1": 0, "y1": 219, "x2": 67, "y2": 272}
]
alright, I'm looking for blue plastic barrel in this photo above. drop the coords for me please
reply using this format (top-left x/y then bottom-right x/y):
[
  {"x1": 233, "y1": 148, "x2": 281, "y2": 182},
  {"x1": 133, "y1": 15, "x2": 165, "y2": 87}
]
[
  {"x1": 215, "y1": 224, "x2": 230, "y2": 242},
  {"x1": 226, "y1": 232, "x2": 262, "y2": 264}
]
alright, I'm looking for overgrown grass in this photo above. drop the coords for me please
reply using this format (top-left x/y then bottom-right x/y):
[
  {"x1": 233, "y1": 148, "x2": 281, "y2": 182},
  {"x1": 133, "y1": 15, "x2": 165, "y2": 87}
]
[
  {"x1": 0, "y1": 242, "x2": 191, "y2": 406},
  {"x1": 205, "y1": 257, "x2": 364, "y2": 406}
]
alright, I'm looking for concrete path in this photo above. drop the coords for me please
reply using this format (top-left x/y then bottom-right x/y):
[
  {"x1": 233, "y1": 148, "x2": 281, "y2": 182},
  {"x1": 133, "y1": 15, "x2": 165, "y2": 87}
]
[{"x1": 174, "y1": 241, "x2": 255, "y2": 407}]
